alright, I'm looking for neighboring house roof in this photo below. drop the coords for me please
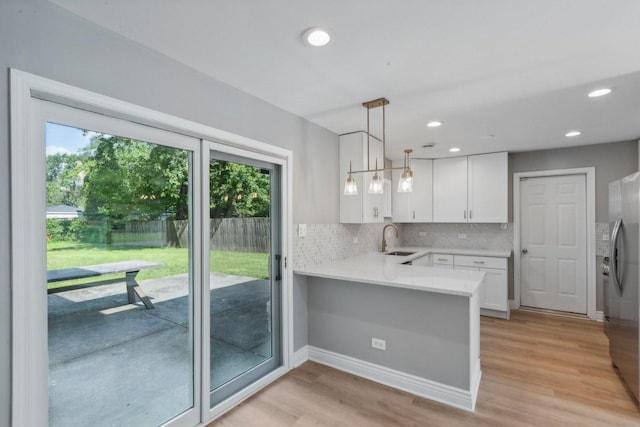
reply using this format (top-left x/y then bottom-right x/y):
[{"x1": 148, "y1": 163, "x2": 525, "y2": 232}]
[{"x1": 46, "y1": 205, "x2": 84, "y2": 219}]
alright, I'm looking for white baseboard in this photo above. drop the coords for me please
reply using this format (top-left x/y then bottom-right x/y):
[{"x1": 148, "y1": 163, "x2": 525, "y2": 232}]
[
  {"x1": 594, "y1": 310, "x2": 604, "y2": 322},
  {"x1": 291, "y1": 346, "x2": 310, "y2": 368},
  {"x1": 307, "y1": 346, "x2": 480, "y2": 412},
  {"x1": 480, "y1": 308, "x2": 509, "y2": 320}
]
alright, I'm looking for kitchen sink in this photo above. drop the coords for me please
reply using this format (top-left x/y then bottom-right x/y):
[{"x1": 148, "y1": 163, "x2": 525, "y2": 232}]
[{"x1": 384, "y1": 251, "x2": 415, "y2": 256}]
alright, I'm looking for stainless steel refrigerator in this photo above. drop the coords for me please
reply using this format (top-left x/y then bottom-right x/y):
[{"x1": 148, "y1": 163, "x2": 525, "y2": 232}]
[{"x1": 606, "y1": 172, "x2": 640, "y2": 401}]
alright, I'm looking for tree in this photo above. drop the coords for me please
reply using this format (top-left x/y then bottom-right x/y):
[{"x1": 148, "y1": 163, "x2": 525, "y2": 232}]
[
  {"x1": 46, "y1": 152, "x2": 86, "y2": 208},
  {"x1": 209, "y1": 160, "x2": 271, "y2": 219},
  {"x1": 82, "y1": 135, "x2": 190, "y2": 224},
  {"x1": 67, "y1": 133, "x2": 271, "y2": 248}
]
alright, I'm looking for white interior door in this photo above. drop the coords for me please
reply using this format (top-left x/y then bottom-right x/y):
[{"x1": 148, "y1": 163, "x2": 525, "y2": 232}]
[{"x1": 520, "y1": 174, "x2": 587, "y2": 313}]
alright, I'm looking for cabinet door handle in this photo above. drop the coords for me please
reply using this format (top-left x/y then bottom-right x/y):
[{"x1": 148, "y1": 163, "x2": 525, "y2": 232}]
[
  {"x1": 469, "y1": 210, "x2": 472, "y2": 220},
  {"x1": 437, "y1": 258, "x2": 448, "y2": 262},
  {"x1": 413, "y1": 210, "x2": 415, "y2": 219},
  {"x1": 464, "y1": 210, "x2": 467, "y2": 219},
  {"x1": 473, "y1": 261, "x2": 485, "y2": 264}
]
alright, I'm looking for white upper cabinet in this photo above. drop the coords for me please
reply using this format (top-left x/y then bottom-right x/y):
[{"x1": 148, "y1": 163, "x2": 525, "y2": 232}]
[
  {"x1": 339, "y1": 132, "x2": 384, "y2": 223},
  {"x1": 392, "y1": 159, "x2": 433, "y2": 222},
  {"x1": 433, "y1": 156, "x2": 468, "y2": 222},
  {"x1": 468, "y1": 152, "x2": 508, "y2": 223},
  {"x1": 433, "y1": 152, "x2": 508, "y2": 223},
  {"x1": 383, "y1": 179, "x2": 392, "y2": 218}
]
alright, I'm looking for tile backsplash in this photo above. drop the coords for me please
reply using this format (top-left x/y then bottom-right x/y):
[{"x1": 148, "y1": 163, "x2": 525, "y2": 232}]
[
  {"x1": 293, "y1": 223, "x2": 399, "y2": 270},
  {"x1": 293, "y1": 221, "x2": 610, "y2": 269},
  {"x1": 401, "y1": 223, "x2": 513, "y2": 252}
]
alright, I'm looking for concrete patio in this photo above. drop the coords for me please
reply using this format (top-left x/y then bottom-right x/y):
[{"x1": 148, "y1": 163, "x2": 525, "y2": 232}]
[{"x1": 48, "y1": 273, "x2": 272, "y2": 427}]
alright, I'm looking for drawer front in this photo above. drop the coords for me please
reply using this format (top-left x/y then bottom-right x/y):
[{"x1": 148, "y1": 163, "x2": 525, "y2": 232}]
[
  {"x1": 411, "y1": 255, "x2": 431, "y2": 267},
  {"x1": 454, "y1": 255, "x2": 506, "y2": 270},
  {"x1": 431, "y1": 253, "x2": 453, "y2": 265}
]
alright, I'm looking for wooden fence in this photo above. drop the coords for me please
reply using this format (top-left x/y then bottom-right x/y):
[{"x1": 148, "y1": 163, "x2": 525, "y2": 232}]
[{"x1": 111, "y1": 218, "x2": 270, "y2": 253}]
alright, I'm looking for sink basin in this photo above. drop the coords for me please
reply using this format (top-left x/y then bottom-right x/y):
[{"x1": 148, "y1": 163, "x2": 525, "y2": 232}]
[{"x1": 384, "y1": 251, "x2": 415, "y2": 256}]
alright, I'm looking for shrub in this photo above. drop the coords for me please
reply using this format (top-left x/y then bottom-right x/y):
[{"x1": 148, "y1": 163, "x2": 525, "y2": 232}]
[{"x1": 46, "y1": 218, "x2": 85, "y2": 242}]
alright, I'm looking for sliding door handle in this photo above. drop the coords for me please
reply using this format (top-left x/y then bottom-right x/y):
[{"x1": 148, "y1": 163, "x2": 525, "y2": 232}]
[{"x1": 275, "y1": 254, "x2": 282, "y2": 281}]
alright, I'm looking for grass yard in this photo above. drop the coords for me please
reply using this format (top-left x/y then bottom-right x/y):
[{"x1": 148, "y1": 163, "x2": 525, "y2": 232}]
[{"x1": 47, "y1": 241, "x2": 269, "y2": 289}]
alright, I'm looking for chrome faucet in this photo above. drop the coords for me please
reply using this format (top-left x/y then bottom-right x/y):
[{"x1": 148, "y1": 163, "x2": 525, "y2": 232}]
[{"x1": 381, "y1": 223, "x2": 399, "y2": 253}]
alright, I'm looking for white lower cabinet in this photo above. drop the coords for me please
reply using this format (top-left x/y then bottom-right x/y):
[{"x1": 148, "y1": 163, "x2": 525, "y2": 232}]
[
  {"x1": 410, "y1": 254, "x2": 431, "y2": 266},
  {"x1": 431, "y1": 253, "x2": 454, "y2": 269},
  {"x1": 454, "y1": 255, "x2": 509, "y2": 319}
]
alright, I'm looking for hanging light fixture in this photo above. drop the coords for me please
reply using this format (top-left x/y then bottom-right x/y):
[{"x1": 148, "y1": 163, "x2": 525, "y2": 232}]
[
  {"x1": 397, "y1": 149, "x2": 413, "y2": 192},
  {"x1": 343, "y1": 97, "x2": 414, "y2": 195},
  {"x1": 343, "y1": 161, "x2": 358, "y2": 195},
  {"x1": 368, "y1": 159, "x2": 384, "y2": 194}
]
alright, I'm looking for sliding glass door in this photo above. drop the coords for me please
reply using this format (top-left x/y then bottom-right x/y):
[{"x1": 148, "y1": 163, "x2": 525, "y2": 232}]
[
  {"x1": 37, "y1": 100, "x2": 201, "y2": 427},
  {"x1": 208, "y1": 149, "x2": 282, "y2": 407},
  {"x1": 11, "y1": 71, "x2": 289, "y2": 426}
]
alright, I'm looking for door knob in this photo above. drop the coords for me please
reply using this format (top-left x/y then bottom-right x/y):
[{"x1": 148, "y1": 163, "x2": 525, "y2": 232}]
[{"x1": 522, "y1": 249, "x2": 528, "y2": 254}]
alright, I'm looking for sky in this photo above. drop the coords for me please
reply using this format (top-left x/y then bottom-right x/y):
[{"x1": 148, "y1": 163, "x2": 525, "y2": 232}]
[{"x1": 45, "y1": 122, "x2": 100, "y2": 156}]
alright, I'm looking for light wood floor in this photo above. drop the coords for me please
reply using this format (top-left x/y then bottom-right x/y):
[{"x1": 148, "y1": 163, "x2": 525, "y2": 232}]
[{"x1": 210, "y1": 311, "x2": 640, "y2": 426}]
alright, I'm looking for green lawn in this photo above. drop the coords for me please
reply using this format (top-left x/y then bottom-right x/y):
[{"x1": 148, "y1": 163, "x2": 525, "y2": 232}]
[{"x1": 47, "y1": 241, "x2": 269, "y2": 289}]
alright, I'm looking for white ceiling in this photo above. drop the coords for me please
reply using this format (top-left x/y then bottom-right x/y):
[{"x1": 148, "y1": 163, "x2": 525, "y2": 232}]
[{"x1": 51, "y1": 0, "x2": 640, "y2": 160}]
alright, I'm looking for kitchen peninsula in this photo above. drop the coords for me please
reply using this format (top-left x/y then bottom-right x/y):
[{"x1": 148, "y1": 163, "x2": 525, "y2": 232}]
[{"x1": 294, "y1": 249, "x2": 488, "y2": 412}]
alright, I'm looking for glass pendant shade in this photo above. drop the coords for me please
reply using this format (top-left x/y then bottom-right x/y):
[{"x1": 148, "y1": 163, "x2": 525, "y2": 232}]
[
  {"x1": 397, "y1": 169, "x2": 413, "y2": 193},
  {"x1": 368, "y1": 171, "x2": 384, "y2": 194},
  {"x1": 344, "y1": 174, "x2": 358, "y2": 195}
]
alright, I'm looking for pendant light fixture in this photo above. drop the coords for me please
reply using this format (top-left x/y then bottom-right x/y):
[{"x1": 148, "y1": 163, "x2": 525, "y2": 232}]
[
  {"x1": 343, "y1": 97, "x2": 414, "y2": 195},
  {"x1": 368, "y1": 159, "x2": 384, "y2": 194},
  {"x1": 343, "y1": 161, "x2": 358, "y2": 195},
  {"x1": 397, "y1": 149, "x2": 413, "y2": 192}
]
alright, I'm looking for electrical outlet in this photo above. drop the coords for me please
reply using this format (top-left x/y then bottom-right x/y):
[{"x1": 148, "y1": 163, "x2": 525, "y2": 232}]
[
  {"x1": 500, "y1": 223, "x2": 508, "y2": 230},
  {"x1": 602, "y1": 233, "x2": 609, "y2": 241},
  {"x1": 298, "y1": 224, "x2": 307, "y2": 237},
  {"x1": 353, "y1": 236, "x2": 359, "y2": 244},
  {"x1": 418, "y1": 231, "x2": 427, "y2": 237},
  {"x1": 371, "y1": 337, "x2": 386, "y2": 350},
  {"x1": 458, "y1": 234, "x2": 467, "y2": 239}
]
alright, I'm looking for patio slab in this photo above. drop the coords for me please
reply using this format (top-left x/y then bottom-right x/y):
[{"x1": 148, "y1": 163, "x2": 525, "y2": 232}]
[{"x1": 47, "y1": 273, "x2": 273, "y2": 427}]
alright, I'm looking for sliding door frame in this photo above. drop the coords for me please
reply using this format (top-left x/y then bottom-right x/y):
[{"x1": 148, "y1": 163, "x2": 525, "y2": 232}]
[
  {"x1": 10, "y1": 69, "x2": 294, "y2": 426},
  {"x1": 205, "y1": 141, "x2": 289, "y2": 419}
]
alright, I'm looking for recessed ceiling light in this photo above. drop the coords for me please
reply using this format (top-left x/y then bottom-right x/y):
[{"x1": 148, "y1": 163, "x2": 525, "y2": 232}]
[
  {"x1": 427, "y1": 121, "x2": 443, "y2": 128},
  {"x1": 449, "y1": 147, "x2": 461, "y2": 152},
  {"x1": 565, "y1": 130, "x2": 582, "y2": 137},
  {"x1": 302, "y1": 27, "x2": 333, "y2": 47},
  {"x1": 588, "y1": 88, "x2": 613, "y2": 98}
]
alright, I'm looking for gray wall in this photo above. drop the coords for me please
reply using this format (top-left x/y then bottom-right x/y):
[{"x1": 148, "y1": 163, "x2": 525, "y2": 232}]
[
  {"x1": 509, "y1": 140, "x2": 638, "y2": 223},
  {"x1": 308, "y1": 277, "x2": 472, "y2": 389},
  {"x1": 0, "y1": 1, "x2": 339, "y2": 423}
]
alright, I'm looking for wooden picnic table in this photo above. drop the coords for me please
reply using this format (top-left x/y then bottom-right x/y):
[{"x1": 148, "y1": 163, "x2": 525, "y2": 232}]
[{"x1": 47, "y1": 260, "x2": 162, "y2": 309}]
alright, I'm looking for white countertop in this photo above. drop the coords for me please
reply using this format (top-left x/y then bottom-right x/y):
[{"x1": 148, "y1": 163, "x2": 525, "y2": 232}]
[
  {"x1": 294, "y1": 249, "x2": 488, "y2": 297},
  {"x1": 392, "y1": 246, "x2": 512, "y2": 259}
]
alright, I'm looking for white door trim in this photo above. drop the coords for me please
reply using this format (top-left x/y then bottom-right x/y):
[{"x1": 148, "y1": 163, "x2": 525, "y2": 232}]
[
  {"x1": 513, "y1": 167, "x2": 596, "y2": 320},
  {"x1": 10, "y1": 68, "x2": 294, "y2": 426}
]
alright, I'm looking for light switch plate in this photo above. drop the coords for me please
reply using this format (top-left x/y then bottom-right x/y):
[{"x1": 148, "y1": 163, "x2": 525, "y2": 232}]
[
  {"x1": 458, "y1": 234, "x2": 467, "y2": 239},
  {"x1": 298, "y1": 224, "x2": 307, "y2": 237},
  {"x1": 418, "y1": 231, "x2": 427, "y2": 237}
]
